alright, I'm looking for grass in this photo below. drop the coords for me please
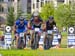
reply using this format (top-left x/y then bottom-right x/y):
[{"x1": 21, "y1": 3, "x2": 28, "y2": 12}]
[
  {"x1": 0, "y1": 48, "x2": 75, "y2": 56},
  {"x1": 60, "y1": 32, "x2": 68, "y2": 48},
  {"x1": 61, "y1": 32, "x2": 68, "y2": 38},
  {"x1": 0, "y1": 31, "x2": 3, "y2": 36}
]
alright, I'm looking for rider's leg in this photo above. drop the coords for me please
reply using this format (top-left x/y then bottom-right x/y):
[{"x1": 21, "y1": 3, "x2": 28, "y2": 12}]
[
  {"x1": 49, "y1": 34, "x2": 53, "y2": 48},
  {"x1": 30, "y1": 30, "x2": 34, "y2": 43},
  {"x1": 27, "y1": 30, "x2": 32, "y2": 47},
  {"x1": 44, "y1": 32, "x2": 47, "y2": 49},
  {"x1": 37, "y1": 31, "x2": 42, "y2": 48},
  {"x1": 39, "y1": 31, "x2": 45, "y2": 49},
  {"x1": 24, "y1": 32, "x2": 27, "y2": 48},
  {"x1": 44, "y1": 32, "x2": 49, "y2": 49},
  {"x1": 15, "y1": 33, "x2": 19, "y2": 48},
  {"x1": 30, "y1": 30, "x2": 35, "y2": 49},
  {"x1": 44, "y1": 32, "x2": 47, "y2": 44}
]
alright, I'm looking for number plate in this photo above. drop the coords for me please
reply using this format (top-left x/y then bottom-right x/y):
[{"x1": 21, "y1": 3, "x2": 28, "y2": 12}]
[
  {"x1": 34, "y1": 28, "x2": 40, "y2": 32},
  {"x1": 20, "y1": 33, "x2": 24, "y2": 37},
  {"x1": 47, "y1": 30, "x2": 52, "y2": 34}
]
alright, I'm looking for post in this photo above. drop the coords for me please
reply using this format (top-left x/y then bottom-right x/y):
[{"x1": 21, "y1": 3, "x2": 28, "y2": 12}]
[{"x1": 14, "y1": 0, "x2": 18, "y2": 19}]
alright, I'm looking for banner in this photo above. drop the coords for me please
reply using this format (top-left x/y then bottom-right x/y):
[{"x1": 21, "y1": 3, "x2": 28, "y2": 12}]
[
  {"x1": 4, "y1": 26, "x2": 12, "y2": 49},
  {"x1": 52, "y1": 34, "x2": 59, "y2": 46},
  {"x1": 68, "y1": 27, "x2": 75, "y2": 48}
]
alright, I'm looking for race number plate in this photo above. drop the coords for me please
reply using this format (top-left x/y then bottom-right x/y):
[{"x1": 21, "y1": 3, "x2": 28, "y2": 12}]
[
  {"x1": 47, "y1": 30, "x2": 52, "y2": 34},
  {"x1": 34, "y1": 28, "x2": 40, "y2": 32},
  {"x1": 20, "y1": 33, "x2": 24, "y2": 37}
]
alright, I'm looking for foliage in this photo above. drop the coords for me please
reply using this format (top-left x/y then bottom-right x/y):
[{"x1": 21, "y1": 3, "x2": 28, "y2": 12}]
[
  {"x1": 40, "y1": 3, "x2": 75, "y2": 28},
  {"x1": 7, "y1": 7, "x2": 15, "y2": 26},
  {"x1": 16, "y1": 5, "x2": 23, "y2": 20},
  {"x1": 40, "y1": 3, "x2": 54, "y2": 21},
  {"x1": 26, "y1": 13, "x2": 32, "y2": 20},
  {"x1": 54, "y1": 4, "x2": 71, "y2": 27}
]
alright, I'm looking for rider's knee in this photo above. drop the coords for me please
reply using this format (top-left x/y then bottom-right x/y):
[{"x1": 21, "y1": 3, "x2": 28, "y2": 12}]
[
  {"x1": 30, "y1": 30, "x2": 34, "y2": 35},
  {"x1": 15, "y1": 34, "x2": 19, "y2": 40},
  {"x1": 24, "y1": 32, "x2": 27, "y2": 35}
]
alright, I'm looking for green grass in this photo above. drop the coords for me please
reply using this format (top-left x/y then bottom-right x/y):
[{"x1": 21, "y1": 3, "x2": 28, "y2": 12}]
[
  {"x1": 60, "y1": 32, "x2": 68, "y2": 48},
  {"x1": 0, "y1": 31, "x2": 3, "y2": 36},
  {"x1": 61, "y1": 32, "x2": 68, "y2": 38},
  {"x1": 0, "y1": 48, "x2": 75, "y2": 56}
]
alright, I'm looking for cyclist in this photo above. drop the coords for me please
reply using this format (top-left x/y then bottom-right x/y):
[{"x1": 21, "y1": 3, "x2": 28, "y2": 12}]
[
  {"x1": 44, "y1": 16, "x2": 56, "y2": 49},
  {"x1": 13, "y1": 16, "x2": 28, "y2": 48},
  {"x1": 46, "y1": 16, "x2": 56, "y2": 30},
  {"x1": 29, "y1": 12, "x2": 43, "y2": 49}
]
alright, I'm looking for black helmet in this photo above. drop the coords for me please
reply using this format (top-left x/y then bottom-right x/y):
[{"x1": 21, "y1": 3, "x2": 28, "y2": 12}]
[
  {"x1": 49, "y1": 16, "x2": 54, "y2": 20},
  {"x1": 19, "y1": 16, "x2": 24, "y2": 21}
]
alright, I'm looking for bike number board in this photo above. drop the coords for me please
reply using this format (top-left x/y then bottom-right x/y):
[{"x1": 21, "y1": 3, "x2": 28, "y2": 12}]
[
  {"x1": 34, "y1": 28, "x2": 40, "y2": 32},
  {"x1": 47, "y1": 30, "x2": 52, "y2": 34},
  {"x1": 20, "y1": 33, "x2": 24, "y2": 37}
]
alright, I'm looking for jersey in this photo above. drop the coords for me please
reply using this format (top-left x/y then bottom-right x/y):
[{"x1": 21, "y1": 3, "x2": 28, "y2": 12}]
[
  {"x1": 15, "y1": 19, "x2": 28, "y2": 33},
  {"x1": 46, "y1": 21, "x2": 56, "y2": 30},
  {"x1": 31, "y1": 18, "x2": 43, "y2": 29}
]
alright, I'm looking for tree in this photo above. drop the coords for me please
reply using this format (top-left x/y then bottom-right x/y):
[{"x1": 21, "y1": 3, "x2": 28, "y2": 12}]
[
  {"x1": 7, "y1": 7, "x2": 15, "y2": 26},
  {"x1": 40, "y1": 3, "x2": 54, "y2": 21},
  {"x1": 54, "y1": 4, "x2": 71, "y2": 27},
  {"x1": 26, "y1": 13, "x2": 32, "y2": 20},
  {"x1": 16, "y1": 5, "x2": 23, "y2": 20},
  {"x1": 69, "y1": 2, "x2": 75, "y2": 26}
]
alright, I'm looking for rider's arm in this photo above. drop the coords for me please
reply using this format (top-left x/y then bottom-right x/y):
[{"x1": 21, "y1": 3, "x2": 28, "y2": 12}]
[
  {"x1": 13, "y1": 23, "x2": 16, "y2": 33},
  {"x1": 41, "y1": 22, "x2": 46, "y2": 31},
  {"x1": 27, "y1": 20, "x2": 31, "y2": 29},
  {"x1": 53, "y1": 21, "x2": 56, "y2": 27},
  {"x1": 13, "y1": 21, "x2": 18, "y2": 33}
]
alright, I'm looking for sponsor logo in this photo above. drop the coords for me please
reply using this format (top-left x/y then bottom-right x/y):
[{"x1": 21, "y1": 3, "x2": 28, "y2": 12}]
[{"x1": 69, "y1": 27, "x2": 74, "y2": 33}]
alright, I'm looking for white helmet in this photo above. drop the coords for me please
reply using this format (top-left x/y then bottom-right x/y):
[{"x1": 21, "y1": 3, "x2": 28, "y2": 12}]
[{"x1": 33, "y1": 11, "x2": 39, "y2": 16}]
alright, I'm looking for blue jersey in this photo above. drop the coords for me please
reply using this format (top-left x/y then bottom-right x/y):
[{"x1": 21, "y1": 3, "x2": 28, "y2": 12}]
[{"x1": 15, "y1": 19, "x2": 28, "y2": 33}]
